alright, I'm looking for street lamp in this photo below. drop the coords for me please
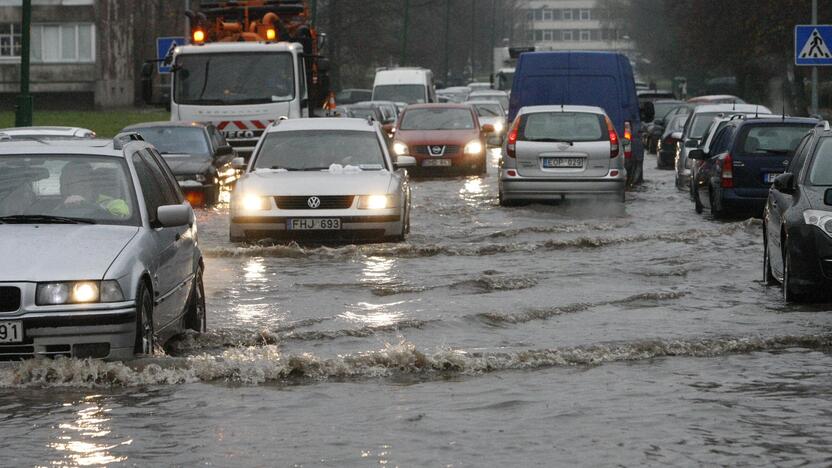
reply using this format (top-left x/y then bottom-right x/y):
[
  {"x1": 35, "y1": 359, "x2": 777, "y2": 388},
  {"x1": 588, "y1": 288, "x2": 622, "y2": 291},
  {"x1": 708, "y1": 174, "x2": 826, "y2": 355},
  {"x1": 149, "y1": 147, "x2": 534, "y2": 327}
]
[{"x1": 15, "y1": 0, "x2": 32, "y2": 127}]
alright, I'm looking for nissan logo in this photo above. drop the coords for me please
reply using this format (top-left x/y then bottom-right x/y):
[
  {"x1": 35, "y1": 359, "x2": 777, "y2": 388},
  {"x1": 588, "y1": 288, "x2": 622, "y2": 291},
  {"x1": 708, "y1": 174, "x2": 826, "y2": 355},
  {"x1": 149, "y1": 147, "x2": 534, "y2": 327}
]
[
  {"x1": 431, "y1": 146, "x2": 443, "y2": 154},
  {"x1": 307, "y1": 196, "x2": 321, "y2": 209}
]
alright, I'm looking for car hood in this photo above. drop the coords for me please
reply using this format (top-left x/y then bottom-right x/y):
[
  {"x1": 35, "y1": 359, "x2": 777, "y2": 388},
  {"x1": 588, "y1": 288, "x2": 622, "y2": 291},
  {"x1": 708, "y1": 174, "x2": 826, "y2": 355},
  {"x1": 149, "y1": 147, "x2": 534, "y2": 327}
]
[
  {"x1": 395, "y1": 129, "x2": 480, "y2": 145},
  {"x1": 0, "y1": 225, "x2": 140, "y2": 282},
  {"x1": 238, "y1": 170, "x2": 395, "y2": 196},
  {"x1": 161, "y1": 154, "x2": 213, "y2": 175}
]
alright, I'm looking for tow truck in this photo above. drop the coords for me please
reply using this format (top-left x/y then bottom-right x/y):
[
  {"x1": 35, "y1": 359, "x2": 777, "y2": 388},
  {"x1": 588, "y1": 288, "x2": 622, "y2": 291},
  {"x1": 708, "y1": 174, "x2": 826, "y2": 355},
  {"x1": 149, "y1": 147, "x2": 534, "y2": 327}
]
[{"x1": 145, "y1": 0, "x2": 330, "y2": 158}]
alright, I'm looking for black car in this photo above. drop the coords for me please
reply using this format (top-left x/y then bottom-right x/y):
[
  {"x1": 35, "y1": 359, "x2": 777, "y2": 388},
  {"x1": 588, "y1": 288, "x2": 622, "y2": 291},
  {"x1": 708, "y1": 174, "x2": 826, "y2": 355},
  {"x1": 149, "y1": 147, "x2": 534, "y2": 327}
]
[
  {"x1": 657, "y1": 113, "x2": 688, "y2": 169},
  {"x1": 643, "y1": 100, "x2": 687, "y2": 154},
  {"x1": 689, "y1": 117, "x2": 816, "y2": 218},
  {"x1": 122, "y1": 121, "x2": 237, "y2": 206},
  {"x1": 764, "y1": 121, "x2": 832, "y2": 301}
]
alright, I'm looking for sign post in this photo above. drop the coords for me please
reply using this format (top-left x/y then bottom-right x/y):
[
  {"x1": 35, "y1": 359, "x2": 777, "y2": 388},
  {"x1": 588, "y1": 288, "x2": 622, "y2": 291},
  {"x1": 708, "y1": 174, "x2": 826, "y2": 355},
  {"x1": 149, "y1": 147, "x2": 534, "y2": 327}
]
[
  {"x1": 795, "y1": 3, "x2": 828, "y2": 114},
  {"x1": 156, "y1": 37, "x2": 186, "y2": 74}
]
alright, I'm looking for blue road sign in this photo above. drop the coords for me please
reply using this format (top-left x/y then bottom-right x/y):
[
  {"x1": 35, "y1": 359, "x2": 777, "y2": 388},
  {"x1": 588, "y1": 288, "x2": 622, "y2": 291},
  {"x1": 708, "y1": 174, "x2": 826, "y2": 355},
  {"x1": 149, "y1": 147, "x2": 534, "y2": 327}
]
[
  {"x1": 157, "y1": 36, "x2": 185, "y2": 74},
  {"x1": 796, "y1": 25, "x2": 832, "y2": 66}
]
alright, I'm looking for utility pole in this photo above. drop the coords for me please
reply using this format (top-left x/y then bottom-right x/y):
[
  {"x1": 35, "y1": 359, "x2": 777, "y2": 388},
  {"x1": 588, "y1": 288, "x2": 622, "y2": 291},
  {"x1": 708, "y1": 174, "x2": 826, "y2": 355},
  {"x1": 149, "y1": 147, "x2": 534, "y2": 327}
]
[
  {"x1": 811, "y1": 0, "x2": 819, "y2": 115},
  {"x1": 444, "y1": 0, "x2": 451, "y2": 84},
  {"x1": 490, "y1": 0, "x2": 497, "y2": 79},
  {"x1": 470, "y1": 0, "x2": 475, "y2": 80},
  {"x1": 15, "y1": 0, "x2": 32, "y2": 127},
  {"x1": 401, "y1": 0, "x2": 410, "y2": 65},
  {"x1": 310, "y1": 0, "x2": 317, "y2": 26}
]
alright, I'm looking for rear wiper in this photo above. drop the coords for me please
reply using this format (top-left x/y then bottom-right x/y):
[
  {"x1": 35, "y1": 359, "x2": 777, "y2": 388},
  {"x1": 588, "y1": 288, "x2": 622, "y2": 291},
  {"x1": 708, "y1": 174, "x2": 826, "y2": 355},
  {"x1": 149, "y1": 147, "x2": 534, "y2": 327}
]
[
  {"x1": 526, "y1": 138, "x2": 574, "y2": 145},
  {"x1": 0, "y1": 214, "x2": 96, "y2": 224}
]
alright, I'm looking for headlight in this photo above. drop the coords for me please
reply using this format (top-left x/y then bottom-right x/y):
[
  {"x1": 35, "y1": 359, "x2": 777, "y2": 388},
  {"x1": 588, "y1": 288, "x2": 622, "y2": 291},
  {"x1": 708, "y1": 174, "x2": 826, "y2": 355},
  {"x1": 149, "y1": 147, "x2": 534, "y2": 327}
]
[
  {"x1": 36, "y1": 280, "x2": 124, "y2": 305},
  {"x1": 464, "y1": 140, "x2": 483, "y2": 154},
  {"x1": 804, "y1": 210, "x2": 832, "y2": 237},
  {"x1": 493, "y1": 122, "x2": 504, "y2": 134},
  {"x1": 392, "y1": 142, "x2": 409, "y2": 156},
  {"x1": 241, "y1": 194, "x2": 269, "y2": 211},
  {"x1": 358, "y1": 194, "x2": 395, "y2": 210}
]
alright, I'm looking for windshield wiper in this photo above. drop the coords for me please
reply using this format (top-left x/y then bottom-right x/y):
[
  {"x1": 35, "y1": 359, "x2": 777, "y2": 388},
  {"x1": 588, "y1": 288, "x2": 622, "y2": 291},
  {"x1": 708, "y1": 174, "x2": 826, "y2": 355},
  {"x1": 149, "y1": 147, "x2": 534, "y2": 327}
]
[{"x1": 0, "y1": 214, "x2": 96, "y2": 224}]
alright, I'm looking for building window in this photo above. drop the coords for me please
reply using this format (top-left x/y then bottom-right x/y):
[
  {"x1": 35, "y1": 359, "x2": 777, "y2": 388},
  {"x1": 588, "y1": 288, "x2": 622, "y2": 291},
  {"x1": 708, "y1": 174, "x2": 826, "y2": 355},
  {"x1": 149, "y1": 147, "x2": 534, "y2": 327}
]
[
  {"x1": 562, "y1": 30, "x2": 573, "y2": 41},
  {"x1": 562, "y1": 9, "x2": 573, "y2": 20},
  {"x1": 31, "y1": 23, "x2": 95, "y2": 63},
  {"x1": 580, "y1": 9, "x2": 591, "y2": 21},
  {"x1": 533, "y1": 9, "x2": 543, "y2": 21},
  {"x1": 551, "y1": 9, "x2": 562, "y2": 20},
  {"x1": 543, "y1": 8, "x2": 552, "y2": 21},
  {"x1": 0, "y1": 24, "x2": 21, "y2": 59},
  {"x1": 534, "y1": 30, "x2": 543, "y2": 41},
  {"x1": 543, "y1": 30, "x2": 553, "y2": 41},
  {"x1": 580, "y1": 30, "x2": 591, "y2": 41}
]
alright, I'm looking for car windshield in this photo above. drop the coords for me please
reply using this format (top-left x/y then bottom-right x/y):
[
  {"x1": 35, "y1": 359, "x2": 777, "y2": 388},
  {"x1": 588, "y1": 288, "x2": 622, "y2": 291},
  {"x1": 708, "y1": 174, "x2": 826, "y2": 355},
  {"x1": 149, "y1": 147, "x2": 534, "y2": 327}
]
[
  {"x1": 131, "y1": 127, "x2": 211, "y2": 157},
  {"x1": 0, "y1": 155, "x2": 139, "y2": 226},
  {"x1": 254, "y1": 130, "x2": 387, "y2": 171},
  {"x1": 400, "y1": 108, "x2": 475, "y2": 131},
  {"x1": 520, "y1": 112, "x2": 605, "y2": 142},
  {"x1": 741, "y1": 125, "x2": 814, "y2": 155},
  {"x1": 689, "y1": 112, "x2": 730, "y2": 139},
  {"x1": 474, "y1": 103, "x2": 504, "y2": 117},
  {"x1": 654, "y1": 103, "x2": 682, "y2": 120},
  {"x1": 810, "y1": 138, "x2": 832, "y2": 185},
  {"x1": 175, "y1": 52, "x2": 295, "y2": 105},
  {"x1": 373, "y1": 85, "x2": 426, "y2": 104},
  {"x1": 347, "y1": 108, "x2": 379, "y2": 120},
  {"x1": 469, "y1": 94, "x2": 509, "y2": 111}
]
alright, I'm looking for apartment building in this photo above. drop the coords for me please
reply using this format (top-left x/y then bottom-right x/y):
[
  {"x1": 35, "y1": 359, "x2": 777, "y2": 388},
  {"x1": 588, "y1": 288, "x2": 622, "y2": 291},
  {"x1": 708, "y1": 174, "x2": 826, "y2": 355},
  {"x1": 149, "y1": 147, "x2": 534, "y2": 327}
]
[{"x1": 523, "y1": 0, "x2": 633, "y2": 52}]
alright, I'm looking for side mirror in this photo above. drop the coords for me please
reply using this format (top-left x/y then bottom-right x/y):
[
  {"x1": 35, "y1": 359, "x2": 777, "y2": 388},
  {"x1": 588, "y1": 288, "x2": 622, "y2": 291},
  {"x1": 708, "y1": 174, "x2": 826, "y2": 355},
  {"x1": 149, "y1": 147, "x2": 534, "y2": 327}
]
[
  {"x1": 394, "y1": 156, "x2": 417, "y2": 168},
  {"x1": 670, "y1": 132, "x2": 682, "y2": 140},
  {"x1": 157, "y1": 204, "x2": 193, "y2": 228},
  {"x1": 826, "y1": 188, "x2": 832, "y2": 206},
  {"x1": 688, "y1": 149, "x2": 707, "y2": 160},
  {"x1": 684, "y1": 139, "x2": 699, "y2": 148},
  {"x1": 639, "y1": 101, "x2": 655, "y2": 123},
  {"x1": 482, "y1": 124, "x2": 495, "y2": 134},
  {"x1": 773, "y1": 173, "x2": 795, "y2": 194},
  {"x1": 231, "y1": 157, "x2": 247, "y2": 170}
]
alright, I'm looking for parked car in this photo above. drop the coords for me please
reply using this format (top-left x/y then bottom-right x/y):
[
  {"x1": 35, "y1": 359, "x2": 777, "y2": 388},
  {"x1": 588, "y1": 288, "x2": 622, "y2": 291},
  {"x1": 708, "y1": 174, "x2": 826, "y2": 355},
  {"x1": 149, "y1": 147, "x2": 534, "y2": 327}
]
[
  {"x1": 0, "y1": 136, "x2": 204, "y2": 360},
  {"x1": 509, "y1": 51, "x2": 654, "y2": 188},
  {"x1": 335, "y1": 89, "x2": 373, "y2": 105},
  {"x1": 690, "y1": 116, "x2": 816, "y2": 217},
  {"x1": 688, "y1": 115, "x2": 736, "y2": 198},
  {"x1": 372, "y1": 68, "x2": 436, "y2": 105},
  {"x1": 467, "y1": 90, "x2": 509, "y2": 114},
  {"x1": 764, "y1": 121, "x2": 832, "y2": 301},
  {"x1": 122, "y1": 121, "x2": 237, "y2": 207},
  {"x1": 390, "y1": 103, "x2": 493, "y2": 175},
  {"x1": 657, "y1": 113, "x2": 688, "y2": 169},
  {"x1": 674, "y1": 103, "x2": 771, "y2": 190},
  {"x1": 643, "y1": 100, "x2": 687, "y2": 153},
  {"x1": 0, "y1": 126, "x2": 96, "y2": 140},
  {"x1": 498, "y1": 105, "x2": 626, "y2": 205},
  {"x1": 469, "y1": 100, "x2": 507, "y2": 146},
  {"x1": 230, "y1": 118, "x2": 414, "y2": 243}
]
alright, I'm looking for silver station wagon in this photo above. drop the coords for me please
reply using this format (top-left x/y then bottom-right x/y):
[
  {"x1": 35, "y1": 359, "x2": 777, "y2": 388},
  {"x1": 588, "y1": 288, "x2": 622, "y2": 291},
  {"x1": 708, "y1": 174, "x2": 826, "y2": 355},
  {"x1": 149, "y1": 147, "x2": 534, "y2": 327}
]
[
  {"x1": 0, "y1": 136, "x2": 205, "y2": 360},
  {"x1": 499, "y1": 105, "x2": 627, "y2": 205}
]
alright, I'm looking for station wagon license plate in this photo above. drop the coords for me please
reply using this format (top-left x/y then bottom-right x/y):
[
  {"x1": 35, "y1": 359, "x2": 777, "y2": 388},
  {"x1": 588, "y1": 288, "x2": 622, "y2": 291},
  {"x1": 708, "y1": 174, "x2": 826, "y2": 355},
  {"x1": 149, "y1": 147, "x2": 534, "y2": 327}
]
[
  {"x1": 764, "y1": 172, "x2": 782, "y2": 183},
  {"x1": 542, "y1": 157, "x2": 584, "y2": 168},
  {"x1": 423, "y1": 159, "x2": 452, "y2": 167},
  {"x1": 0, "y1": 321, "x2": 23, "y2": 344},
  {"x1": 287, "y1": 218, "x2": 341, "y2": 231}
]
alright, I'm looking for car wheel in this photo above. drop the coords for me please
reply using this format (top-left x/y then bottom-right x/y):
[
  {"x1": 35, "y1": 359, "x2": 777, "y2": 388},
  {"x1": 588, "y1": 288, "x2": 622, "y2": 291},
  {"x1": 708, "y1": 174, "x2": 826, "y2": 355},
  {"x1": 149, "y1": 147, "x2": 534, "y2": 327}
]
[
  {"x1": 763, "y1": 235, "x2": 778, "y2": 286},
  {"x1": 694, "y1": 190, "x2": 703, "y2": 214},
  {"x1": 710, "y1": 189, "x2": 724, "y2": 219},
  {"x1": 185, "y1": 267, "x2": 207, "y2": 332},
  {"x1": 134, "y1": 282, "x2": 155, "y2": 356},
  {"x1": 782, "y1": 247, "x2": 808, "y2": 302}
]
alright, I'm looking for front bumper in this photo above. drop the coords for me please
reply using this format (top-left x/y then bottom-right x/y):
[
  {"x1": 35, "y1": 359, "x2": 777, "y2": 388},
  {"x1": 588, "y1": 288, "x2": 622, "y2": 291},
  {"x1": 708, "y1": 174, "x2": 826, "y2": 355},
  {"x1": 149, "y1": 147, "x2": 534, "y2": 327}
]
[
  {"x1": 230, "y1": 213, "x2": 403, "y2": 242},
  {"x1": 499, "y1": 170, "x2": 626, "y2": 200},
  {"x1": 0, "y1": 303, "x2": 136, "y2": 361},
  {"x1": 786, "y1": 224, "x2": 832, "y2": 293}
]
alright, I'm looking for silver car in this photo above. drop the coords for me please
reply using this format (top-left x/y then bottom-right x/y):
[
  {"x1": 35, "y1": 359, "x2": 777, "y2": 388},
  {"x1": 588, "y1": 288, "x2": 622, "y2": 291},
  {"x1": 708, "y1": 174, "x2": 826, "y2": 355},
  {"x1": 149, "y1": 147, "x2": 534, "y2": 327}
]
[
  {"x1": 0, "y1": 126, "x2": 96, "y2": 140},
  {"x1": 499, "y1": 105, "x2": 626, "y2": 205},
  {"x1": 0, "y1": 137, "x2": 204, "y2": 360},
  {"x1": 469, "y1": 100, "x2": 507, "y2": 146},
  {"x1": 230, "y1": 118, "x2": 415, "y2": 243}
]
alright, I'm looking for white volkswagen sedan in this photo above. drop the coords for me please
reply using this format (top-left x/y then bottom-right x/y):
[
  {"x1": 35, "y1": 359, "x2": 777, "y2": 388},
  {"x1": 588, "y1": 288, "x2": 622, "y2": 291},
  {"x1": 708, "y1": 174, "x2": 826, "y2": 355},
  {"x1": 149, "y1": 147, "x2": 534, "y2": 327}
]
[{"x1": 229, "y1": 118, "x2": 415, "y2": 243}]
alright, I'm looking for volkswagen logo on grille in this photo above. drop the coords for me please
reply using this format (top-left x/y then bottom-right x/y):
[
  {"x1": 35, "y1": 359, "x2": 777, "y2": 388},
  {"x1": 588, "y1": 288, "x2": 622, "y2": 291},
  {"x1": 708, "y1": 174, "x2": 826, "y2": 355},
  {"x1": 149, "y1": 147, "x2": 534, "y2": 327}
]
[
  {"x1": 429, "y1": 145, "x2": 445, "y2": 156},
  {"x1": 307, "y1": 196, "x2": 322, "y2": 209}
]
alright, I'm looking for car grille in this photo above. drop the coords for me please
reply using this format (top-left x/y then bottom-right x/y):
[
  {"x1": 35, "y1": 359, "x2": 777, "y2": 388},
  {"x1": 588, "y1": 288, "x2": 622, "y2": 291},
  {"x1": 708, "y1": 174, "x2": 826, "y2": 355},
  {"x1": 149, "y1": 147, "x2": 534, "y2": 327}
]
[
  {"x1": 275, "y1": 196, "x2": 355, "y2": 210},
  {"x1": 0, "y1": 287, "x2": 20, "y2": 312},
  {"x1": 414, "y1": 145, "x2": 461, "y2": 155}
]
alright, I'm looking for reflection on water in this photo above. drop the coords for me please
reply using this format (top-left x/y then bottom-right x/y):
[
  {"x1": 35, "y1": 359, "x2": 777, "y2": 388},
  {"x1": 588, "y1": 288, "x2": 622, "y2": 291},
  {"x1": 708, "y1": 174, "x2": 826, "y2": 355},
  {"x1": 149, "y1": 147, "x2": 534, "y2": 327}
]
[
  {"x1": 361, "y1": 256, "x2": 397, "y2": 285},
  {"x1": 48, "y1": 396, "x2": 130, "y2": 466},
  {"x1": 459, "y1": 177, "x2": 486, "y2": 205},
  {"x1": 341, "y1": 302, "x2": 406, "y2": 327},
  {"x1": 244, "y1": 257, "x2": 267, "y2": 284}
]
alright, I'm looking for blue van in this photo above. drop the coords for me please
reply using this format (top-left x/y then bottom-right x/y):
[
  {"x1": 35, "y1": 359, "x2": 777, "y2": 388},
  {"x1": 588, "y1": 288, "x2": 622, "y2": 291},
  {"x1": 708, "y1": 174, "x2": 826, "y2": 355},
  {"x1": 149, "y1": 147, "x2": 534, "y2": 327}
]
[{"x1": 508, "y1": 52, "x2": 653, "y2": 185}]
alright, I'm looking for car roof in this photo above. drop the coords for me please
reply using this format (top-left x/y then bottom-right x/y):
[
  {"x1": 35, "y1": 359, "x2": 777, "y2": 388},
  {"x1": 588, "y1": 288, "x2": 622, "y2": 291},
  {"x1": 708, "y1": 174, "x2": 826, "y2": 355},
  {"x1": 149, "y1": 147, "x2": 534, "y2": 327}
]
[
  {"x1": 467, "y1": 100, "x2": 504, "y2": 106},
  {"x1": 0, "y1": 138, "x2": 133, "y2": 157},
  {"x1": 653, "y1": 99, "x2": 685, "y2": 104},
  {"x1": 693, "y1": 104, "x2": 772, "y2": 114},
  {"x1": 264, "y1": 117, "x2": 378, "y2": 133},
  {"x1": 468, "y1": 90, "x2": 506, "y2": 96},
  {"x1": 404, "y1": 103, "x2": 474, "y2": 110},
  {"x1": 123, "y1": 121, "x2": 210, "y2": 130},
  {"x1": 0, "y1": 126, "x2": 95, "y2": 137},
  {"x1": 519, "y1": 105, "x2": 606, "y2": 115},
  {"x1": 731, "y1": 116, "x2": 819, "y2": 127}
]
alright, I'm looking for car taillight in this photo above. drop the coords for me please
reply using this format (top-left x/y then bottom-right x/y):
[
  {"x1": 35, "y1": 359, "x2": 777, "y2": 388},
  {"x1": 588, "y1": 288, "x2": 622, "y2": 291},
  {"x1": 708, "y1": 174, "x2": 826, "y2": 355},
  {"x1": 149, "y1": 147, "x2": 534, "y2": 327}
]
[
  {"x1": 623, "y1": 121, "x2": 633, "y2": 160},
  {"x1": 606, "y1": 117, "x2": 619, "y2": 158},
  {"x1": 721, "y1": 153, "x2": 734, "y2": 188},
  {"x1": 506, "y1": 118, "x2": 520, "y2": 158}
]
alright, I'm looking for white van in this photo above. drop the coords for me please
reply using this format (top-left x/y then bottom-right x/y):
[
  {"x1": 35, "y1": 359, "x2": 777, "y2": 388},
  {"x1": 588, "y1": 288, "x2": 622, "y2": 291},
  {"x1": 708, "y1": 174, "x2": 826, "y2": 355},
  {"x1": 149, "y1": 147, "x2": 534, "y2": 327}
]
[{"x1": 371, "y1": 68, "x2": 436, "y2": 106}]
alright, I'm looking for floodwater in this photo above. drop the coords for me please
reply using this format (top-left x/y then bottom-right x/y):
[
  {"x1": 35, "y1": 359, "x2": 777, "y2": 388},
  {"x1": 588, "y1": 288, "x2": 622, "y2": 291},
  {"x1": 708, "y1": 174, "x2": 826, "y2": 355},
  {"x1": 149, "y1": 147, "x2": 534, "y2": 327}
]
[{"x1": 2, "y1": 150, "x2": 832, "y2": 467}]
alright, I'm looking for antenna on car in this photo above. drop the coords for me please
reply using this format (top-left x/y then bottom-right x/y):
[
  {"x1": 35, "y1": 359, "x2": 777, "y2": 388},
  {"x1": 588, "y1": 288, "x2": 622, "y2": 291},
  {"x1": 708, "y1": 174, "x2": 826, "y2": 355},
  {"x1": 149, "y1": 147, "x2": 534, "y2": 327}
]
[
  {"x1": 755, "y1": 105, "x2": 759, "y2": 118},
  {"x1": 732, "y1": 100, "x2": 736, "y2": 111}
]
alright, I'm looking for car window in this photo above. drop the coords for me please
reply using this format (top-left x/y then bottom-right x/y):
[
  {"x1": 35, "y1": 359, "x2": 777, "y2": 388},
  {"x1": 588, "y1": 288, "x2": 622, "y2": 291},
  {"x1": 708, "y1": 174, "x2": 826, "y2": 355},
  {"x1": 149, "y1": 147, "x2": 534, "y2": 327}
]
[
  {"x1": 373, "y1": 84, "x2": 426, "y2": 104},
  {"x1": 688, "y1": 112, "x2": 725, "y2": 139},
  {"x1": 739, "y1": 124, "x2": 814, "y2": 156},
  {"x1": 209, "y1": 126, "x2": 227, "y2": 150},
  {"x1": 788, "y1": 134, "x2": 813, "y2": 178},
  {"x1": 145, "y1": 148, "x2": 184, "y2": 203},
  {"x1": 400, "y1": 108, "x2": 475, "y2": 130},
  {"x1": 132, "y1": 152, "x2": 170, "y2": 224},
  {"x1": 131, "y1": 126, "x2": 211, "y2": 157},
  {"x1": 474, "y1": 103, "x2": 504, "y2": 117},
  {"x1": 809, "y1": 137, "x2": 832, "y2": 186},
  {"x1": 519, "y1": 112, "x2": 605, "y2": 142},
  {"x1": 253, "y1": 130, "x2": 388, "y2": 171},
  {"x1": 711, "y1": 127, "x2": 734, "y2": 155}
]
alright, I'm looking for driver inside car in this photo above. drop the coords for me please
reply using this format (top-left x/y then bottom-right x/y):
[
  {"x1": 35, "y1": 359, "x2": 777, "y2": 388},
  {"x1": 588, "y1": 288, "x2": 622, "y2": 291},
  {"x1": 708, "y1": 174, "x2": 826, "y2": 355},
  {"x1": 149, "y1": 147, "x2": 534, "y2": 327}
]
[{"x1": 60, "y1": 161, "x2": 130, "y2": 218}]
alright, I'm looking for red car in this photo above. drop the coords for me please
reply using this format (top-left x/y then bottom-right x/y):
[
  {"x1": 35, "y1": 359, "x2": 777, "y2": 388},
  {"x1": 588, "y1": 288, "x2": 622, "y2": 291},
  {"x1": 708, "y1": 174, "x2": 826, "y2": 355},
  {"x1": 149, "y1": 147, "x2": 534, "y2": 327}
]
[{"x1": 391, "y1": 104, "x2": 493, "y2": 175}]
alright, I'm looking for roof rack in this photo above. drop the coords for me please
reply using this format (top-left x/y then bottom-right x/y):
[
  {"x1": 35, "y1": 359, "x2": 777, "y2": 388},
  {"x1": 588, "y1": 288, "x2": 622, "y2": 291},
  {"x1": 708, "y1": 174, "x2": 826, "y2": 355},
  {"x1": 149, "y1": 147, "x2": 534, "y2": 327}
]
[{"x1": 112, "y1": 132, "x2": 144, "y2": 150}]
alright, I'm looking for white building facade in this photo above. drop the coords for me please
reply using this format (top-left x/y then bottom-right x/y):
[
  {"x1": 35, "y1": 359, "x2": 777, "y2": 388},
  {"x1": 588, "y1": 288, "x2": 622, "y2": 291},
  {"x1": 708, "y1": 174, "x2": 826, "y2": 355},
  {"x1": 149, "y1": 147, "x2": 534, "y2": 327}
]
[{"x1": 523, "y1": 0, "x2": 633, "y2": 52}]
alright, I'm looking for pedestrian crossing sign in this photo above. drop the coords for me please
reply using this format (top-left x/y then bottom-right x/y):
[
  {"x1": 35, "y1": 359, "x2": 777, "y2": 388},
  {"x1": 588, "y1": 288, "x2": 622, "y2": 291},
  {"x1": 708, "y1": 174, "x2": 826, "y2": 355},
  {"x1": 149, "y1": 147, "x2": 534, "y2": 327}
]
[{"x1": 796, "y1": 25, "x2": 832, "y2": 66}]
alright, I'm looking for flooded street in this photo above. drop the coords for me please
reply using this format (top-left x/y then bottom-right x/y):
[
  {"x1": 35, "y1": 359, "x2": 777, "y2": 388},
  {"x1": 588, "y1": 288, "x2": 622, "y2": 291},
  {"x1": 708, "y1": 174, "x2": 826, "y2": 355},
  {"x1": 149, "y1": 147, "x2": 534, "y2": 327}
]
[{"x1": 2, "y1": 150, "x2": 832, "y2": 467}]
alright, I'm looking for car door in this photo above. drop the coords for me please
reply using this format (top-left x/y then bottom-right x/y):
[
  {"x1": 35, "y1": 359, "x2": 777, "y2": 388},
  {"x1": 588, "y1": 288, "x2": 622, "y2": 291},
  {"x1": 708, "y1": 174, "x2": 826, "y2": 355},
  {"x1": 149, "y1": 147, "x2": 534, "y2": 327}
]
[
  {"x1": 767, "y1": 134, "x2": 812, "y2": 278},
  {"x1": 699, "y1": 126, "x2": 735, "y2": 209}
]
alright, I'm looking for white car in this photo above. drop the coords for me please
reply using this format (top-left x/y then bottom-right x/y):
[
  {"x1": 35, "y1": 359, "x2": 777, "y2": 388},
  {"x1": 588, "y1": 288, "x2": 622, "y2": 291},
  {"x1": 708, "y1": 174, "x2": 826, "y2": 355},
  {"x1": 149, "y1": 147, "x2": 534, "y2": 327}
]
[
  {"x1": 0, "y1": 126, "x2": 96, "y2": 140},
  {"x1": 230, "y1": 118, "x2": 415, "y2": 243}
]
